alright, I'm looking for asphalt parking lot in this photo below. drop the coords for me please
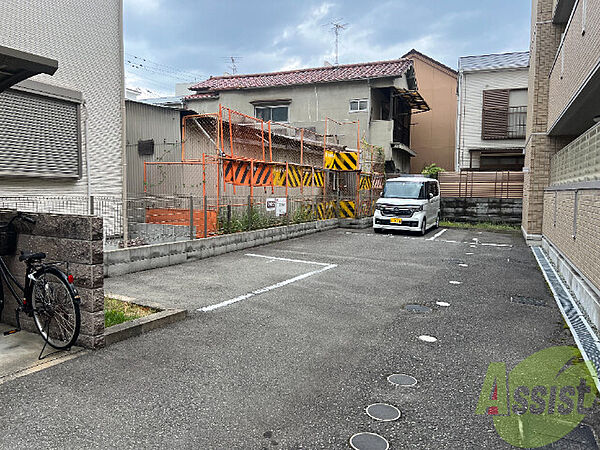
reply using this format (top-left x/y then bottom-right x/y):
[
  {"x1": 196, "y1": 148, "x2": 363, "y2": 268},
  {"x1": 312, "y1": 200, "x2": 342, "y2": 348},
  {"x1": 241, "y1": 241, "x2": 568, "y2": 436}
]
[{"x1": 1, "y1": 226, "x2": 598, "y2": 449}]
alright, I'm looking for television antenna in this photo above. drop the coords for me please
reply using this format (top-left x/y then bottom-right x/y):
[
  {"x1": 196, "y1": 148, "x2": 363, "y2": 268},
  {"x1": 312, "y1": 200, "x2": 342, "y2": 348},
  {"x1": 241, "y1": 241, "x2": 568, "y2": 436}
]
[
  {"x1": 222, "y1": 56, "x2": 242, "y2": 75},
  {"x1": 329, "y1": 19, "x2": 348, "y2": 65}
]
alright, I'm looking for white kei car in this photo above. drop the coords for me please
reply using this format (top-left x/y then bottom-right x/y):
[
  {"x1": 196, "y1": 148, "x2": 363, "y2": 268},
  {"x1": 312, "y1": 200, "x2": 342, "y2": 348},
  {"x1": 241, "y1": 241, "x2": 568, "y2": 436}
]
[{"x1": 373, "y1": 176, "x2": 441, "y2": 235}]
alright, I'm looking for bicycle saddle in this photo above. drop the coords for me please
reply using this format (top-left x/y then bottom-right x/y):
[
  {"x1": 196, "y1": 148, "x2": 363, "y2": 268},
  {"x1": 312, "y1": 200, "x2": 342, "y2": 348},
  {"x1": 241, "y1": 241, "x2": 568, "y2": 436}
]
[{"x1": 19, "y1": 251, "x2": 46, "y2": 262}]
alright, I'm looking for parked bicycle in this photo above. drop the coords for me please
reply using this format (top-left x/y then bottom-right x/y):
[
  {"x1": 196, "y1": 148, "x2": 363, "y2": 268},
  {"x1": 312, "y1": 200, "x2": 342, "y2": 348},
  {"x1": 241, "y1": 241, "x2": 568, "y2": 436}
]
[{"x1": 0, "y1": 212, "x2": 81, "y2": 351}]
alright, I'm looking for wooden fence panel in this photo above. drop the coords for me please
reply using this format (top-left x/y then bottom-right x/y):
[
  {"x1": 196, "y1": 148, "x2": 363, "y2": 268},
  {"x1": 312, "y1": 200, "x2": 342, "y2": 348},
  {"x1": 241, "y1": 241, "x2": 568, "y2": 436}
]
[{"x1": 438, "y1": 171, "x2": 524, "y2": 199}]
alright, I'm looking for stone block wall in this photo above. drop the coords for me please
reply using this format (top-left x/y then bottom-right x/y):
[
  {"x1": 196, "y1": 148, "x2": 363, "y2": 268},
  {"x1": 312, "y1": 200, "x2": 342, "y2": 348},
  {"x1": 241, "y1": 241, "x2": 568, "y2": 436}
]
[
  {"x1": 441, "y1": 197, "x2": 523, "y2": 224},
  {"x1": 543, "y1": 188, "x2": 600, "y2": 292},
  {"x1": 0, "y1": 210, "x2": 104, "y2": 348}
]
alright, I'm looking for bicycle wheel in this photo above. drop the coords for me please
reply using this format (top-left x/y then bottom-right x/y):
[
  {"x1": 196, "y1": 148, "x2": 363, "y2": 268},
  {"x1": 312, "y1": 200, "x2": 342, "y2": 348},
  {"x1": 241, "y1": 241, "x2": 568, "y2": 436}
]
[{"x1": 31, "y1": 267, "x2": 80, "y2": 349}]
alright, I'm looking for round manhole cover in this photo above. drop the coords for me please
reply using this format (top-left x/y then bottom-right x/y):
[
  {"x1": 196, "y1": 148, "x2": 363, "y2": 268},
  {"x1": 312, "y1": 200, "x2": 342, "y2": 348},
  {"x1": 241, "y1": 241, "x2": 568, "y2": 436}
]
[
  {"x1": 365, "y1": 403, "x2": 401, "y2": 422},
  {"x1": 349, "y1": 432, "x2": 389, "y2": 450},
  {"x1": 387, "y1": 373, "x2": 417, "y2": 386},
  {"x1": 405, "y1": 304, "x2": 432, "y2": 313}
]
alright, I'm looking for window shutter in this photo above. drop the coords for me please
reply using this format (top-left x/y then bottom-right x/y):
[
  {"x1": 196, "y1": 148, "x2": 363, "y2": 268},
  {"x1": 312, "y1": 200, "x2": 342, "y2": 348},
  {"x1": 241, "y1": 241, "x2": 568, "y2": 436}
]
[
  {"x1": 0, "y1": 89, "x2": 81, "y2": 177},
  {"x1": 482, "y1": 89, "x2": 509, "y2": 140}
]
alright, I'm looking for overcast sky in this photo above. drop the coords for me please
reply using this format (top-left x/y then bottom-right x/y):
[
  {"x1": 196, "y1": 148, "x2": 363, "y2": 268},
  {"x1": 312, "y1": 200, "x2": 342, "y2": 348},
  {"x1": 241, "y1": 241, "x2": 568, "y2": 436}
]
[{"x1": 124, "y1": 0, "x2": 532, "y2": 97}]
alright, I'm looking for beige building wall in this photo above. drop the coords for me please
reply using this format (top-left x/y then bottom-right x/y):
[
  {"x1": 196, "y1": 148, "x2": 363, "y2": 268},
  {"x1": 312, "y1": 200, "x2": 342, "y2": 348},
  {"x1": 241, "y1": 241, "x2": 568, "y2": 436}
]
[
  {"x1": 543, "y1": 189, "x2": 600, "y2": 292},
  {"x1": 522, "y1": 0, "x2": 565, "y2": 236},
  {"x1": 407, "y1": 55, "x2": 457, "y2": 173},
  {"x1": 547, "y1": 0, "x2": 600, "y2": 131}
]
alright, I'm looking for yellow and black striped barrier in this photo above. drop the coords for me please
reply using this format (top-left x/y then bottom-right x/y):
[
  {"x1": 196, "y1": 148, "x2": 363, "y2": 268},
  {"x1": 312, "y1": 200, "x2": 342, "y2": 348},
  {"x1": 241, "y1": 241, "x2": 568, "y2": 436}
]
[
  {"x1": 359, "y1": 174, "x2": 372, "y2": 190},
  {"x1": 287, "y1": 165, "x2": 302, "y2": 187},
  {"x1": 333, "y1": 151, "x2": 358, "y2": 171},
  {"x1": 338, "y1": 200, "x2": 355, "y2": 218},
  {"x1": 313, "y1": 170, "x2": 324, "y2": 187},
  {"x1": 324, "y1": 150, "x2": 335, "y2": 170},
  {"x1": 316, "y1": 201, "x2": 336, "y2": 220},
  {"x1": 302, "y1": 168, "x2": 312, "y2": 187},
  {"x1": 273, "y1": 165, "x2": 286, "y2": 186}
]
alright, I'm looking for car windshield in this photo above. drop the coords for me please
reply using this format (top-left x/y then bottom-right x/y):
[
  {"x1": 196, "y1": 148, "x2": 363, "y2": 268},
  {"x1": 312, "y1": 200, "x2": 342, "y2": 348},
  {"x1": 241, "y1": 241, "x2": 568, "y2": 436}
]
[{"x1": 382, "y1": 181, "x2": 426, "y2": 199}]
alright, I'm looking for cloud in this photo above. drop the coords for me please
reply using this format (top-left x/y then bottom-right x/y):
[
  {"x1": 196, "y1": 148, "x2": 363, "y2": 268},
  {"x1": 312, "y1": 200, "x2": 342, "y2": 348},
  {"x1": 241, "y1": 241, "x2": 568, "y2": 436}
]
[{"x1": 124, "y1": 0, "x2": 161, "y2": 13}]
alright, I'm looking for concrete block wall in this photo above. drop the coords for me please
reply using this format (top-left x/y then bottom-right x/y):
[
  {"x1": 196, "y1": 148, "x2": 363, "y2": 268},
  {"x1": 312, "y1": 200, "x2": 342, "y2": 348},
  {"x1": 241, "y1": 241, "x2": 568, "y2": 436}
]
[
  {"x1": 0, "y1": 211, "x2": 104, "y2": 349},
  {"x1": 105, "y1": 219, "x2": 339, "y2": 277},
  {"x1": 542, "y1": 189, "x2": 600, "y2": 293},
  {"x1": 441, "y1": 197, "x2": 523, "y2": 224}
]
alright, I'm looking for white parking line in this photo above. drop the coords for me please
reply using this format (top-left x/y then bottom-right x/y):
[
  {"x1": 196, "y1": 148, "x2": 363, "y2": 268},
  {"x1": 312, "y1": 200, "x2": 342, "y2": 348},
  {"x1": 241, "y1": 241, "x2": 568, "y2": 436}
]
[
  {"x1": 198, "y1": 254, "x2": 337, "y2": 312},
  {"x1": 427, "y1": 228, "x2": 447, "y2": 241},
  {"x1": 245, "y1": 253, "x2": 332, "y2": 266}
]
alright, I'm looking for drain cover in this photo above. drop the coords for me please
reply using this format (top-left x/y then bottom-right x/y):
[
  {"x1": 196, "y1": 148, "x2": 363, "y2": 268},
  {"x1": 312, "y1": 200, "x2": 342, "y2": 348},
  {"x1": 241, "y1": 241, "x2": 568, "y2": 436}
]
[
  {"x1": 349, "y1": 432, "x2": 389, "y2": 450},
  {"x1": 510, "y1": 296, "x2": 547, "y2": 307},
  {"x1": 366, "y1": 403, "x2": 401, "y2": 422},
  {"x1": 405, "y1": 304, "x2": 432, "y2": 313},
  {"x1": 387, "y1": 373, "x2": 417, "y2": 386}
]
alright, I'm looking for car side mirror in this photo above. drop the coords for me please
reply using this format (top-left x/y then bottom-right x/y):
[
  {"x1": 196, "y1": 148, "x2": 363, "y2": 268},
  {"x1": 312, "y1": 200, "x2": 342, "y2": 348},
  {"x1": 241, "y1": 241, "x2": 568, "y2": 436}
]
[{"x1": 429, "y1": 193, "x2": 434, "y2": 200}]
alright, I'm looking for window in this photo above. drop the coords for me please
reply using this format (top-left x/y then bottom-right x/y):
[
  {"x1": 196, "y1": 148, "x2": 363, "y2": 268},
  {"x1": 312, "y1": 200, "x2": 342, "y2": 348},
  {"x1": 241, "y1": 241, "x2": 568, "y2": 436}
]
[
  {"x1": 428, "y1": 181, "x2": 439, "y2": 197},
  {"x1": 482, "y1": 89, "x2": 527, "y2": 140},
  {"x1": 382, "y1": 181, "x2": 427, "y2": 199},
  {"x1": 0, "y1": 86, "x2": 81, "y2": 178},
  {"x1": 349, "y1": 99, "x2": 368, "y2": 112},
  {"x1": 254, "y1": 105, "x2": 289, "y2": 122},
  {"x1": 508, "y1": 89, "x2": 527, "y2": 138}
]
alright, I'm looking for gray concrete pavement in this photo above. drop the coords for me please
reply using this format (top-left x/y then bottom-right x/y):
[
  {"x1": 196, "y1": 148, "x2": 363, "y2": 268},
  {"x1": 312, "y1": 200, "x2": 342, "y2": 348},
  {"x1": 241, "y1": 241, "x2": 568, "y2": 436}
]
[
  {"x1": 0, "y1": 324, "x2": 84, "y2": 385},
  {"x1": 1, "y1": 227, "x2": 598, "y2": 449}
]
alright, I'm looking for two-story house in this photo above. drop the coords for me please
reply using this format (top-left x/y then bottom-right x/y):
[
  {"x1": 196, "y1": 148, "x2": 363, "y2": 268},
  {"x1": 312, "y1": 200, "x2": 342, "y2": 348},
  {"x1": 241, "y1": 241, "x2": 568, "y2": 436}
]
[
  {"x1": 402, "y1": 50, "x2": 458, "y2": 173},
  {"x1": 455, "y1": 51, "x2": 530, "y2": 171},
  {"x1": 185, "y1": 59, "x2": 430, "y2": 173}
]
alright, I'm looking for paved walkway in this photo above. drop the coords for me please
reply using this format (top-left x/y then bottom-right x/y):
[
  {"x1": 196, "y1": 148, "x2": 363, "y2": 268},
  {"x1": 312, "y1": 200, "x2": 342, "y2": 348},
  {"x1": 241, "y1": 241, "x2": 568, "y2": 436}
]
[{"x1": 1, "y1": 227, "x2": 598, "y2": 448}]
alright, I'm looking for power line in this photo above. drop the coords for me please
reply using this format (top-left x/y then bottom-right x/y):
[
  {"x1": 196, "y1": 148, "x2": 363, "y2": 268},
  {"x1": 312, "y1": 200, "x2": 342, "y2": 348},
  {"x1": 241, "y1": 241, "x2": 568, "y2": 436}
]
[{"x1": 125, "y1": 53, "x2": 203, "y2": 81}]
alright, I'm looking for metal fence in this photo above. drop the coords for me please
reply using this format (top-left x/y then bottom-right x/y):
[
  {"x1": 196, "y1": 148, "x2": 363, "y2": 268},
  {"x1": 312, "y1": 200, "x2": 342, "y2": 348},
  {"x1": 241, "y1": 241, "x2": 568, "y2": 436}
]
[
  {"x1": 0, "y1": 189, "x2": 380, "y2": 250},
  {"x1": 1, "y1": 105, "x2": 385, "y2": 250}
]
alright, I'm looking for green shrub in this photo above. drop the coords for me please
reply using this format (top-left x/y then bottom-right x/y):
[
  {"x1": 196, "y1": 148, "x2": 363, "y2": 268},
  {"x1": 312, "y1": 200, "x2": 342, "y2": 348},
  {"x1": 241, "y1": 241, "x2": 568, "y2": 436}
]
[{"x1": 421, "y1": 163, "x2": 446, "y2": 179}]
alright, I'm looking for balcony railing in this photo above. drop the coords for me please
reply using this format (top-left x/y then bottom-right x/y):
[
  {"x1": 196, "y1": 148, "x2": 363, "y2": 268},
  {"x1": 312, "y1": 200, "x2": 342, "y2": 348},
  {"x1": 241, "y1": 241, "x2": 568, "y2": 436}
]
[{"x1": 507, "y1": 106, "x2": 527, "y2": 139}]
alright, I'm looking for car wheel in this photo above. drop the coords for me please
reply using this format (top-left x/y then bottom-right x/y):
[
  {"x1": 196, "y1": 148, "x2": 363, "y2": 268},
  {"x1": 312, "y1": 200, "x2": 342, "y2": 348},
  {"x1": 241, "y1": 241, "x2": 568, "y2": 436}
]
[
  {"x1": 420, "y1": 218, "x2": 427, "y2": 236},
  {"x1": 373, "y1": 227, "x2": 383, "y2": 234}
]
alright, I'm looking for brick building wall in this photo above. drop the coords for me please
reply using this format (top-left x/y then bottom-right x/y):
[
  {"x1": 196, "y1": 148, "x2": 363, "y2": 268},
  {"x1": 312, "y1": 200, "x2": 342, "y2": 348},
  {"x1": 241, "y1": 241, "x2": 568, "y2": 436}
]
[
  {"x1": 543, "y1": 189, "x2": 600, "y2": 291},
  {"x1": 0, "y1": 211, "x2": 105, "y2": 349},
  {"x1": 522, "y1": 0, "x2": 566, "y2": 235}
]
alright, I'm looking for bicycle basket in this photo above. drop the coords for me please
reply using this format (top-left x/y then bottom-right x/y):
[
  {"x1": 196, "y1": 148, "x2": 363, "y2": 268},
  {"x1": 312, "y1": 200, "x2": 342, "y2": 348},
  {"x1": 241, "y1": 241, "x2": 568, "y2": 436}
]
[{"x1": 0, "y1": 222, "x2": 17, "y2": 256}]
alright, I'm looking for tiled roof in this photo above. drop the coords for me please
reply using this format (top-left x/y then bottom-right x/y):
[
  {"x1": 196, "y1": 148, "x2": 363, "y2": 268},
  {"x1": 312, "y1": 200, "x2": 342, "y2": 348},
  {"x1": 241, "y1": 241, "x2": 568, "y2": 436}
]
[
  {"x1": 185, "y1": 92, "x2": 220, "y2": 100},
  {"x1": 189, "y1": 59, "x2": 412, "y2": 94},
  {"x1": 458, "y1": 51, "x2": 530, "y2": 72}
]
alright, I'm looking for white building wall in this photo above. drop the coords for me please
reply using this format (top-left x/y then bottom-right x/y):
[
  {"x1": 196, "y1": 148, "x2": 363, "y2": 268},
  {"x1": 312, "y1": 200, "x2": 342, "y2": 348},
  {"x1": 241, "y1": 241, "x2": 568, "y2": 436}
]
[
  {"x1": 456, "y1": 68, "x2": 529, "y2": 169},
  {"x1": 0, "y1": 0, "x2": 124, "y2": 197}
]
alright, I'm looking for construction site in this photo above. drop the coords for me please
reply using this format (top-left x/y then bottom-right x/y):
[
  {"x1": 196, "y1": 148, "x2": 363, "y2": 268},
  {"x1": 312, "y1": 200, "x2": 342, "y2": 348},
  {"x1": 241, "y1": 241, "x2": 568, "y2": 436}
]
[{"x1": 132, "y1": 105, "x2": 385, "y2": 245}]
